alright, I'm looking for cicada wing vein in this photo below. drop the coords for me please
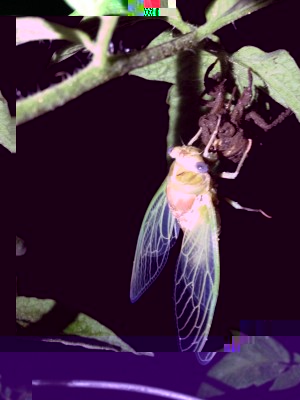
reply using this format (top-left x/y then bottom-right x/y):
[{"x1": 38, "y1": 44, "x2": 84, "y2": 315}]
[
  {"x1": 174, "y1": 198, "x2": 220, "y2": 352},
  {"x1": 130, "y1": 179, "x2": 180, "y2": 303},
  {"x1": 196, "y1": 351, "x2": 217, "y2": 365}
]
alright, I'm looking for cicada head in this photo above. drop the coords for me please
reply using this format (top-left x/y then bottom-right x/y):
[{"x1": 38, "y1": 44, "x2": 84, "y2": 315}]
[{"x1": 168, "y1": 146, "x2": 208, "y2": 174}]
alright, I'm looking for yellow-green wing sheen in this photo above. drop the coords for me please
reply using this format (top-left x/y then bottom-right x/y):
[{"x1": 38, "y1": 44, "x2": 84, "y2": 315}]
[
  {"x1": 197, "y1": 351, "x2": 217, "y2": 364},
  {"x1": 174, "y1": 196, "x2": 220, "y2": 353},
  {"x1": 130, "y1": 180, "x2": 180, "y2": 303}
]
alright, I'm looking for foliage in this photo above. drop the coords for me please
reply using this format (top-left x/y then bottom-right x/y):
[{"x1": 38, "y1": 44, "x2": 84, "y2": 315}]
[
  {"x1": 198, "y1": 337, "x2": 300, "y2": 399},
  {"x1": 16, "y1": 1, "x2": 300, "y2": 353},
  {"x1": 0, "y1": 92, "x2": 15, "y2": 153},
  {"x1": 16, "y1": 1, "x2": 300, "y2": 126}
]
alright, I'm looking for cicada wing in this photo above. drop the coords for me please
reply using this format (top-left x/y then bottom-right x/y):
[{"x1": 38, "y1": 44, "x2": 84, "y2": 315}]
[
  {"x1": 196, "y1": 351, "x2": 217, "y2": 365},
  {"x1": 130, "y1": 179, "x2": 180, "y2": 303},
  {"x1": 174, "y1": 197, "x2": 220, "y2": 352}
]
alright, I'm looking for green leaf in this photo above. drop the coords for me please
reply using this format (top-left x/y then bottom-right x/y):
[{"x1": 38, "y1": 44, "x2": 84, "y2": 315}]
[
  {"x1": 50, "y1": 43, "x2": 87, "y2": 66},
  {"x1": 0, "y1": 92, "x2": 15, "y2": 153},
  {"x1": 206, "y1": 0, "x2": 241, "y2": 20},
  {"x1": 197, "y1": 382, "x2": 225, "y2": 399},
  {"x1": 270, "y1": 364, "x2": 300, "y2": 391},
  {"x1": 204, "y1": 0, "x2": 275, "y2": 35},
  {"x1": 17, "y1": 297, "x2": 56, "y2": 326},
  {"x1": 165, "y1": 10, "x2": 196, "y2": 34},
  {"x1": 129, "y1": 31, "x2": 182, "y2": 84},
  {"x1": 250, "y1": 336, "x2": 290, "y2": 363},
  {"x1": 207, "y1": 337, "x2": 289, "y2": 389},
  {"x1": 64, "y1": 0, "x2": 127, "y2": 15},
  {"x1": 16, "y1": 17, "x2": 95, "y2": 53},
  {"x1": 49, "y1": 17, "x2": 99, "y2": 66},
  {"x1": 230, "y1": 46, "x2": 300, "y2": 122},
  {"x1": 61, "y1": 313, "x2": 153, "y2": 354},
  {"x1": 16, "y1": 296, "x2": 152, "y2": 354},
  {"x1": 130, "y1": 0, "x2": 278, "y2": 85},
  {"x1": 294, "y1": 353, "x2": 300, "y2": 363},
  {"x1": 69, "y1": 10, "x2": 82, "y2": 16},
  {"x1": 130, "y1": 32, "x2": 219, "y2": 85}
]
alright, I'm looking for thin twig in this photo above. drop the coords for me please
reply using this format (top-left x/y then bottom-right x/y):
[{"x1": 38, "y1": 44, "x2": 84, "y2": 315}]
[{"x1": 32, "y1": 380, "x2": 203, "y2": 400}]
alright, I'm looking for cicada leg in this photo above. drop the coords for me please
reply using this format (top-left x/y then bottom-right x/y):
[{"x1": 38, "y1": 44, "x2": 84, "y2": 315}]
[
  {"x1": 187, "y1": 127, "x2": 202, "y2": 146},
  {"x1": 218, "y1": 139, "x2": 271, "y2": 218},
  {"x1": 219, "y1": 138, "x2": 252, "y2": 180},
  {"x1": 224, "y1": 197, "x2": 272, "y2": 218},
  {"x1": 203, "y1": 115, "x2": 222, "y2": 159}
]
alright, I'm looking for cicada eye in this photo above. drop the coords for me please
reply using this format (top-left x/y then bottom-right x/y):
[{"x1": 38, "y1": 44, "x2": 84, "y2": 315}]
[{"x1": 196, "y1": 162, "x2": 208, "y2": 173}]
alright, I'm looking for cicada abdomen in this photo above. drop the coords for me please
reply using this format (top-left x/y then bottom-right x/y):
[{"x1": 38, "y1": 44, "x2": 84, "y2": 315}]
[{"x1": 130, "y1": 144, "x2": 220, "y2": 355}]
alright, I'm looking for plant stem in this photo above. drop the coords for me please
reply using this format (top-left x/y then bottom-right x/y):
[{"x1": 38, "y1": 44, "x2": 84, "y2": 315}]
[
  {"x1": 32, "y1": 380, "x2": 203, "y2": 400},
  {"x1": 16, "y1": 29, "x2": 200, "y2": 126},
  {"x1": 92, "y1": 17, "x2": 119, "y2": 67}
]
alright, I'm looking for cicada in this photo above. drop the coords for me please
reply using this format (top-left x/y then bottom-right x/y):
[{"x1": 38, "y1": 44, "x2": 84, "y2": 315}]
[
  {"x1": 130, "y1": 110, "x2": 272, "y2": 360},
  {"x1": 130, "y1": 113, "x2": 264, "y2": 358},
  {"x1": 130, "y1": 119, "x2": 224, "y2": 355},
  {"x1": 130, "y1": 65, "x2": 288, "y2": 358}
]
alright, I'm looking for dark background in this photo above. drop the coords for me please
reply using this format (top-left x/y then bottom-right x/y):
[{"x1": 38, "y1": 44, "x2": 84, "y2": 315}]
[
  {"x1": 16, "y1": 1, "x2": 300, "y2": 351},
  {"x1": 0, "y1": 1, "x2": 72, "y2": 15},
  {"x1": 0, "y1": 17, "x2": 15, "y2": 336}
]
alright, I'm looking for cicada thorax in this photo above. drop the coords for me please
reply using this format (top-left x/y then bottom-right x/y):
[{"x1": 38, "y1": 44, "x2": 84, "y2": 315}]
[{"x1": 167, "y1": 145, "x2": 217, "y2": 232}]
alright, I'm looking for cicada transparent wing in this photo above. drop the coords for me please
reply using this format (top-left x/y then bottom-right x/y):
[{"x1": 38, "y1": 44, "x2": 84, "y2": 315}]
[
  {"x1": 130, "y1": 180, "x2": 180, "y2": 303},
  {"x1": 196, "y1": 351, "x2": 217, "y2": 365},
  {"x1": 174, "y1": 195, "x2": 220, "y2": 353}
]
